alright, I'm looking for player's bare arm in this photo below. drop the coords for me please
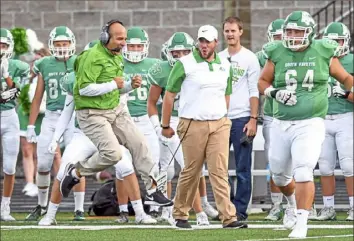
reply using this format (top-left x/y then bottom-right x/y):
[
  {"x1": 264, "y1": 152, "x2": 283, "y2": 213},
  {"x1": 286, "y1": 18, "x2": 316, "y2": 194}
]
[
  {"x1": 258, "y1": 60, "x2": 275, "y2": 94},
  {"x1": 225, "y1": 95, "x2": 230, "y2": 110},
  {"x1": 28, "y1": 73, "x2": 45, "y2": 125},
  {"x1": 329, "y1": 57, "x2": 354, "y2": 102},
  {"x1": 147, "y1": 84, "x2": 163, "y2": 117},
  {"x1": 161, "y1": 91, "x2": 177, "y2": 138}
]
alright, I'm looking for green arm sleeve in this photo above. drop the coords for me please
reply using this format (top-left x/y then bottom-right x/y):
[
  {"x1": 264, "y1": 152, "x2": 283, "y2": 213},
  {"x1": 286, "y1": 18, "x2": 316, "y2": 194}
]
[{"x1": 166, "y1": 61, "x2": 186, "y2": 93}]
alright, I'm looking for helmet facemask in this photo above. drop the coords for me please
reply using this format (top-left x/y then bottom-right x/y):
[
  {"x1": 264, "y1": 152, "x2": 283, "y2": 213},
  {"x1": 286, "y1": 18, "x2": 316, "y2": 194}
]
[
  {"x1": 48, "y1": 27, "x2": 76, "y2": 59},
  {"x1": 122, "y1": 39, "x2": 149, "y2": 63},
  {"x1": 166, "y1": 46, "x2": 192, "y2": 66},
  {"x1": 166, "y1": 32, "x2": 194, "y2": 66},
  {"x1": 283, "y1": 24, "x2": 313, "y2": 51},
  {"x1": 0, "y1": 29, "x2": 14, "y2": 60},
  {"x1": 267, "y1": 29, "x2": 283, "y2": 42}
]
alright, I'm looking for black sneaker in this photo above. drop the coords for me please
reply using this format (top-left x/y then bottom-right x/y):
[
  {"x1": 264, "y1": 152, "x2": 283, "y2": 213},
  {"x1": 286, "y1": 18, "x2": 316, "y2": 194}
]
[
  {"x1": 175, "y1": 219, "x2": 192, "y2": 229},
  {"x1": 60, "y1": 163, "x2": 80, "y2": 198},
  {"x1": 25, "y1": 205, "x2": 47, "y2": 221},
  {"x1": 236, "y1": 213, "x2": 248, "y2": 222},
  {"x1": 223, "y1": 220, "x2": 248, "y2": 228},
  {"x1": 144, "y1": 190, "x2": 173, "y2": 207},
  {"x1": 149, "y1": 210, "x2": 160, "y2": 219}
]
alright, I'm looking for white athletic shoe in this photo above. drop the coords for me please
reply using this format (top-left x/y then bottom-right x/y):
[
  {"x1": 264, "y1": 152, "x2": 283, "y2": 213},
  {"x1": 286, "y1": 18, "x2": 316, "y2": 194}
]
[
  {"x1": 307, "y1": 205, "x2": 318, "y2": 220},
  {"x1": 38, "y1": 215, "x2": 57, "y2": 226},
  {"x1": 288, "y1": 221, "x2": 308, "y2": 238},
  {"x1": 160, "y1": 206, "x2": 175, "y2": 225},
  {"x1": 202, "y1": 202, "x2": 218, "y2": 219},
  {"x1": 196, "y1": 212, "x2": 209, "y2": 226},
  {"x1": 135, "y1": 213, "x2": 158, "y2": 224},
  {"x1": 316, "y1": 206, "x2": 336, "y2": 221},
  {"x1": 0, "y1": 204, "x2": 15, "y2": 221},
  {"x1": 24, "y1": 183, "x2": 38, "y2": 197},
  {"x1": 283, "y1": 207, "x2": 297, "y2": 230},
  {"x1": 346, "y1": 208, "x2": 353, "y2": 221}
]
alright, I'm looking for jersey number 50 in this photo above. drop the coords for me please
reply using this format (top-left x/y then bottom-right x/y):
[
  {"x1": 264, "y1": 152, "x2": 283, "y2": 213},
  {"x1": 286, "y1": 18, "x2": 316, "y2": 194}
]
[{"x1": 285, "y1": 69, "x2": 314, "y2": 92}]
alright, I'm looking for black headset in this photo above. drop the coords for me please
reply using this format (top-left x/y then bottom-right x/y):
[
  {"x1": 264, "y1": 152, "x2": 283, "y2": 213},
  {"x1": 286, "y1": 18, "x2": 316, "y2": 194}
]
[{"x1": 99, "y1": 19, "x2": 124, "y2": 45}]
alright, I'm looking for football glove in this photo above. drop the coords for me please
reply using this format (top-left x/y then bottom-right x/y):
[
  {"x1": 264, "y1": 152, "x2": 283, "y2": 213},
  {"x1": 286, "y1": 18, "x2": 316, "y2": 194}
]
[
  {"x1": 265, "y1": 87, "x2": 297, "y2": 106},
  {"x1": 333, "y1": 86, "x2": 350, "y2": 99},
  {"x1": 26, "y1": 125, "x2": 37, "y2": 143},
  {"x1": 0, "y1": 88, "x2": 20, "y2": 103}
]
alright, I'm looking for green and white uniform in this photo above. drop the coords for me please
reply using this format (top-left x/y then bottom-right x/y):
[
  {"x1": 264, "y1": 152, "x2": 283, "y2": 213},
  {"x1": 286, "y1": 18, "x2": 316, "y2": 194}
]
[
  {"x1": 33, "y1": 55, "x2": 76, "y2": 173},
  {"x1": 265, "y1": 11, "x2": 338, "y2": 186},
  {"x1": 125, "y1": 57, "x2": 160, "y2": 164},
  {"x1": 123, "y1": 27, "x2": 161, "y2": 165},
  {"x1": 318, "y1": 22, "x2": 353, "y2": 178},
  {"x1": 1, "y1": 59, "x2": 30, "y2": 175},
  {"x1": 148, "y1": 60, "x2": 185, "y2": 176}
]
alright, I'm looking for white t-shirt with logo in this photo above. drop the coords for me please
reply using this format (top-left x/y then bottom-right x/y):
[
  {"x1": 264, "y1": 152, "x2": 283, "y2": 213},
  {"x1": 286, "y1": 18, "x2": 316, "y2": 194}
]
[{"x1": 219, "y1": 47, "x2": 260, "y2": 119}]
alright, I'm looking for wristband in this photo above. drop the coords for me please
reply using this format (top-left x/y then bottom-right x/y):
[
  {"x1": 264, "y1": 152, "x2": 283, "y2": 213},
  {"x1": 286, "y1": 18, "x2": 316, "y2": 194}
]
[
  {"x1": 161, "y1": 124, "x2": 170, "y2": 129},
  {"x1": 250, "y1": 116, "x2": 258, "y2": 120}
]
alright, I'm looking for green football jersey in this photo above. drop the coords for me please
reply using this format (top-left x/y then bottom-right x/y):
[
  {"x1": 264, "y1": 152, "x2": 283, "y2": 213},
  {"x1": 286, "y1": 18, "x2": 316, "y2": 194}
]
[
  {"x1": 148, "y1": 60, "x2": 179, "y2": 117},
  {"x1": 263, "y1": 39, "x2": 338, "y2": 120},
  {"x1": 126, "y1": 57, "x2": 160, "y2": 117},
  {"x1": 1, "y1": 59, "x2": 30, "y2": 111},
  {"x1": 256, "y1": 50, "x2": 273, "y2": 117},
  {"x1": 327, "y1": 53, "x2": 353, "y2": 115},
  {"x1": 33, "y1": 55, "x2": 77, "y2": 111}
]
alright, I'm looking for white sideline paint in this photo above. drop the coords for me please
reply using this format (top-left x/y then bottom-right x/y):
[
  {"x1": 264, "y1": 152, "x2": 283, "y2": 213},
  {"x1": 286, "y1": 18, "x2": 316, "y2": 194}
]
[
  {"x1": 1, "y1": 224, "x2": 353, "y2": 231},
  {"x1": 238, "y1": 234, "x2": 353, "y2": 241}
]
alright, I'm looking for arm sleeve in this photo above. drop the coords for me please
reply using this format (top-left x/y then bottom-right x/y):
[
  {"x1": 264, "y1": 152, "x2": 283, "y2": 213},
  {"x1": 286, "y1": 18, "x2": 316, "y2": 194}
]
[
  {"x1": 52, "y1": 95, "x2": 75, "y2": 142},
  {"x1": 166, "y1": 61, "x2": 186, "y2": 93},
  {"x1": 247, "y1": 55, "x2": 261, "y2": 98},
  {"x1": 225, "y1": 66, "x2": 233, "y2": 95},
  {"x1": 79, "y1": 81, "x2": 117, "y2": 96}
]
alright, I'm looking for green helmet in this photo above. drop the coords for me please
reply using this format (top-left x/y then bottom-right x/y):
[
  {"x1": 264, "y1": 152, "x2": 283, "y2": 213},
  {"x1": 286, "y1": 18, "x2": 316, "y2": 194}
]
[
  {"x1": 282, "y1": 11, "x2": 316, "y2": 51},
  {"x1": 84, "y1": 40, "x2": 99, "y2": 51},
  {"x1": 267, "y1": 19, "x2": 285, "y2": 42},
  {"x1": 122, "y1": 27, "x2": 149, "y2": 63},
  {"x1": 166, "y1": 32, "x2": 194, "y2": 66},
  {"x1": 323, "y1": 22, "x2": 351, "y2": 57},
  {"x1": 48, "y1": 26, "x2": 76, "y2": 58},
  {"x1": 160, "y1": 42, "x2": 168, "y2": 61},
  {"x1": 0, "y1": 28, "x2": 14, "y2": 59}
]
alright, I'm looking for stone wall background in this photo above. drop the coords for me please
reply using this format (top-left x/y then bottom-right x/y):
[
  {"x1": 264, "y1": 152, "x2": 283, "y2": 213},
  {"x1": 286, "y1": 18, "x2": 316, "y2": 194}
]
[{"x1": 1, "y1": 0, "x2": 340, "y2": 57}]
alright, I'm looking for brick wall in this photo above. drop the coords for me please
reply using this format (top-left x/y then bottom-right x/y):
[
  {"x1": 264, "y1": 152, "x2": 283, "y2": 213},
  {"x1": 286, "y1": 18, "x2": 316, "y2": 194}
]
[{"x1": 0, "y1": 0, "x2": 332, "y2": 59}]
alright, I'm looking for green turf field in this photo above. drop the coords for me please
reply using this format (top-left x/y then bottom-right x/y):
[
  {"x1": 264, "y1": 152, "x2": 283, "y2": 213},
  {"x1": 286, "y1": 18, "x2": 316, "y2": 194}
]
[{"x1": 1, "y1": 212, "x2": 353, "y2": 241}]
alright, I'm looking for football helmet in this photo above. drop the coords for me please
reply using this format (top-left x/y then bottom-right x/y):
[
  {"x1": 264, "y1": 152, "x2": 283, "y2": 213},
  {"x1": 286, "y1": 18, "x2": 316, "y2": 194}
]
[
  {"x1": 267, "y1": 19, "x2": 285, "y2": 42},
  {"x1": 165, "y1": 32, "x2": 194, "y2": 66},
  {"x1": 160, "y1": 41, "x2": 168, "y2": 61},
  {"x1": 282, "y1": 11, "x2": 316, "y2": 51},
  {"x1": 122, "y1": 27, "x2": 149, "y2": 63},
  {"x1": 0, "y1": 28, "x2": 14, "y2": 60},
  {"x1": 48, "y1": 26, "x2": 76, "y2": 58},
  {"x1": 323, "y1": 22, "x2": 350, "y2": 56}
]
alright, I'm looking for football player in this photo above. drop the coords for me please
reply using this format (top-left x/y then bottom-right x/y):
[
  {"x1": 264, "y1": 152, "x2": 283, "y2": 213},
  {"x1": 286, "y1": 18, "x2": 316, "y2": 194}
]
[
  {"x1": 121, "y1": 27, "x2": 162, "y2": 217},
  {"x1": 258, "y1": 11, "x2": 353, "y2": 238},
  {"x1": 0, "y1": 28, "x2": 30, "y2": 221},
  {"x1": 316, "y1": 22, "x2": 353, "y2": 221},
  {"x1": 256, "y1": 19, "x2": 285, "y2": 222},
  {"x1": 25, "y1": 26, "x2": 78, "y2": 221},
  {"x1": 147, "y1": 32, "x2": 218, "y2": 225}
]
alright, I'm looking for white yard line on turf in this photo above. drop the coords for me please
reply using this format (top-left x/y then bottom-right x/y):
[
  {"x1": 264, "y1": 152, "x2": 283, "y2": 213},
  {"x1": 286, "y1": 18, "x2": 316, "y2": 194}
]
[
  {"x1": 1, "y1": 224, "x2": 353, "y2": 230},
  {"x1": 237, "y1": 234, "x2": 354, "y2": 241}
]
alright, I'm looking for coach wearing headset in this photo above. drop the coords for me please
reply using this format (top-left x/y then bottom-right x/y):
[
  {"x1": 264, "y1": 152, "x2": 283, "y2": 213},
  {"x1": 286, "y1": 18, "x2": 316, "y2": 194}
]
[{"x1": 60, "y1": 20, "x2": 173, "y2": 207}]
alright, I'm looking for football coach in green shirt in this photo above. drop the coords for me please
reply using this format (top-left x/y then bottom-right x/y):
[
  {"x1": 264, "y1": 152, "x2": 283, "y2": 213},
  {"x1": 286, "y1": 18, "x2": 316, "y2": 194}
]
[{"x1": 60, "y1": 20, "x2": 173, "y2": 207}]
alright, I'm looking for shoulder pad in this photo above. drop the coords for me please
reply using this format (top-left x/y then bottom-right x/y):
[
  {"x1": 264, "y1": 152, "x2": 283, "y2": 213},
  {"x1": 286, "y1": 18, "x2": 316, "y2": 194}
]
[
  {"x1": 149, "y1": 61, "x2": 164, "y2": 76},
  {"x1": 11, "y1": 59, "x2": 30, "y2": 71}
]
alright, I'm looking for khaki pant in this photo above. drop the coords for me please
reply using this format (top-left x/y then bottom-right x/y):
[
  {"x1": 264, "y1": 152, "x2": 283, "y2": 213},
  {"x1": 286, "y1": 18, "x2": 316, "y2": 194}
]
[
  {"x1": 173, "y1": 117, "x2": 236, "y2": 225},
  {"x1": 75, "y1": 107, "x2": 158, "y2": 190}
]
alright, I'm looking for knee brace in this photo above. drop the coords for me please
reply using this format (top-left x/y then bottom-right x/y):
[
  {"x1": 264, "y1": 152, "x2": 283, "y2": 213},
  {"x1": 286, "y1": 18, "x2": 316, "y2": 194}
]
[
  {"x1": 272, "y1": 173, "x2": 292, "y2": 187},
  {"x1": 167, "y1": 164, "x2": 175, "y2": 182},
  {"x1": 36, "y1": 173, "x2": 51, "y2": 187},
  {"x1": 115, "y1": 159, "x2": 134, "y2": 180},
  {"x1": 340, "y1": 158, "x2": 354, "y2": 177},
  {"x1": 293, "y1": 166, "x2": 314, "y2": 183}
]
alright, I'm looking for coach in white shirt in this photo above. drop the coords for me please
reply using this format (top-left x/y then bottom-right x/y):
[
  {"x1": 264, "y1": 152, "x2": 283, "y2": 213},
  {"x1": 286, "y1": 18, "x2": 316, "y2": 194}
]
[{"x1": 219, "y1": 16, "x2": 261, "y2": 221}]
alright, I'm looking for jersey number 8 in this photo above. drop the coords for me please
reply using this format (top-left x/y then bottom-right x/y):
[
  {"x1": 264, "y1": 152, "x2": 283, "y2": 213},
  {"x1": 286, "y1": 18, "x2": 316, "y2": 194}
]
[
  {"x1": 285, "y1": 69, "x2": 314, "y2": 92},
  {"x1": 48, "y1": 78, "x2": 67, "y2": 99}
]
